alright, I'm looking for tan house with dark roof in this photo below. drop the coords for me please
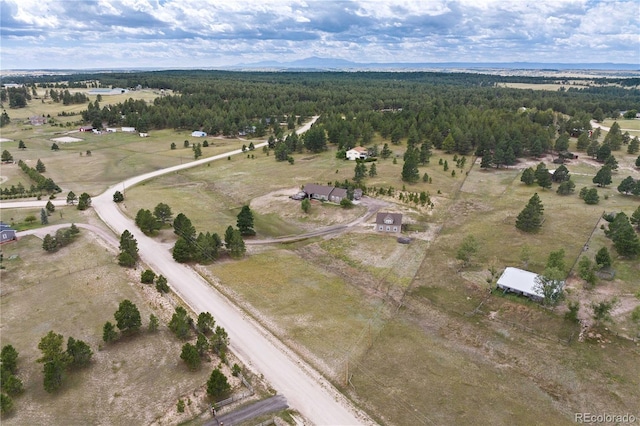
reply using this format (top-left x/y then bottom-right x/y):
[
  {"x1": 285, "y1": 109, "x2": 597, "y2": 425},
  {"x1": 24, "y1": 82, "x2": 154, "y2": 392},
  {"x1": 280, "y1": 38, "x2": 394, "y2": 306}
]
[{"x1": 376, "y1": 212, "x2": 402, "y2": 233}]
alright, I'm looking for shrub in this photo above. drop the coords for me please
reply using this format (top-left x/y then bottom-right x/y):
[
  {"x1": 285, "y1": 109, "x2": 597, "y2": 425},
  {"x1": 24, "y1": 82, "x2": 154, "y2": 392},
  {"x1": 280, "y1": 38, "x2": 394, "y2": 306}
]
[{"x1": 140, "y1": 269, "x2": 156, "y2": 284}]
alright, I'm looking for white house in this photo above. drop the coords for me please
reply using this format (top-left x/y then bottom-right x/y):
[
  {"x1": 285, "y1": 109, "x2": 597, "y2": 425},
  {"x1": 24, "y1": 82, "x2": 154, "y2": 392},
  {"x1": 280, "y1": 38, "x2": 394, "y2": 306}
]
[
  {"x1": 121, "y1": 127, "x2": 136, "y2": 133},
  {"x1": 191, "y1": 131, "x2": 207, "y2": 137},
  {"x1": 346, "y1": 146, "x2": 368, "y2": 161},
  {"x1": 106, "y1": 128, "x2": 117, "y2": 133},
  {"x1": 496, "y1": 267, "x2": 563, "y2": 302}
]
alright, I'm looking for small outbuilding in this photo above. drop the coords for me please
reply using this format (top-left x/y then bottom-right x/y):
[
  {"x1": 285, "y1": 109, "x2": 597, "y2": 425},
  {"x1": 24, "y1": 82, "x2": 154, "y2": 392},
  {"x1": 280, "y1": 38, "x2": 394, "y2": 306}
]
[
  {"x1": 79, "y1": 125, "x2": 93, "y2": 132},
  {"x1": 191, "y1": 131, "x2": 207, "y2": 138},
  {"x1": 496, "y1": 267, "x2": 563, "y2": 302},
  {"x1": 121, "y1": 127, "x2": 136, "y2": 133},
  {"x1": 376, "y1": 212, "x2": 402, "y2": 233}
]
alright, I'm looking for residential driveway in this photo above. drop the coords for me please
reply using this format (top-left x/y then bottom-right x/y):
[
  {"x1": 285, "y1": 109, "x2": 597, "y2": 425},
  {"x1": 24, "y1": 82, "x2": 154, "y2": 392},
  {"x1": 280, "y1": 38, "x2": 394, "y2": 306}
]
[
  {"x1": 205, "y1": 395, "x2": 288, "y2": 426},
  {"x1": 1, "y1": 117, "x2": 375, "y2": 425}
]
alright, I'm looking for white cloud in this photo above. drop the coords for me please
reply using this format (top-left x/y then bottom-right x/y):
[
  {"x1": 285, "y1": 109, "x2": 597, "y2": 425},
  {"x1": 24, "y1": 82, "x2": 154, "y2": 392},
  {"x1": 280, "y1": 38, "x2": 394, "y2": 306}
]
[{"x1": 0, "y1": 0, "x2": 638, "y2": 69}]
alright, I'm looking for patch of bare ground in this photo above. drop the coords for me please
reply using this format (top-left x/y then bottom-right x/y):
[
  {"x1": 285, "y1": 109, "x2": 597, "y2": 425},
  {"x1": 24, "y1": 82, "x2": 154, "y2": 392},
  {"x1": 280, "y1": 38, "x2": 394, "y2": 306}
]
[
  {"x1": 564, "y1": 275, "x2": 640, "y2": 340},
  {"x1": 194, "y1": 265, "x2": 342, "y2": 380},
  {"x1": 297, "y1": 243, "x2": 406, "y2": 304}
]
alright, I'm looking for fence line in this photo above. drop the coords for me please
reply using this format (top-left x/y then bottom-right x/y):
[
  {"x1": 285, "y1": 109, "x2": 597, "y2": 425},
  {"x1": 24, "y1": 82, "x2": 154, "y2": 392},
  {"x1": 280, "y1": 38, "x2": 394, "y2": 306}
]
[{"x1": 568, "y1": 210, "x2": 605, "y2": 277}]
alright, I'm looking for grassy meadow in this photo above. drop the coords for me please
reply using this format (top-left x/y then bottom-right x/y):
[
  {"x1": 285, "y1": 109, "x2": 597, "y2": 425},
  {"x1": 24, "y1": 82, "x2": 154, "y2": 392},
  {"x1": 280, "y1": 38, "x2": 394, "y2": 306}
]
[
  {"x1": 2, "y1": 90, "x2": 639, "y2": 425},
  {"x1": 0, "y1": 234, "x2": 212, "y2": 425}
]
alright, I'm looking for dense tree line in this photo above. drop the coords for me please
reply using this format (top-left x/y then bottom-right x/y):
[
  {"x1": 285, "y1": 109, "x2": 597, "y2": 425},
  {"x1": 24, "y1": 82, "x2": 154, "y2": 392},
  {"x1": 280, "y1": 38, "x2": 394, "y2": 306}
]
[
  {"x1": 0, "y1": 160, "x2": 61, "y2": 199},
  {"x1": 33, "y1": 71, "x2": 631, "y2": 156}
]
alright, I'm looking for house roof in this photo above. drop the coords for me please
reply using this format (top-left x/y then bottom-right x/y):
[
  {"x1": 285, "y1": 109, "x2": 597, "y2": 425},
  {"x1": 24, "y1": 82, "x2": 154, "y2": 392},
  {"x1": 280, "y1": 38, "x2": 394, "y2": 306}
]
[
  {"x1": 376, "y1": 212, "x2": 402, "y2": 225},
  {"x1": 347, "y1": 146, "x2": 368, "y2": 153},
  {"x1": 496, "y1": 267, "x2": 544, "y2": 298},
  {"x1": 303, "y1": 184, "x2": 334, "y2": 197},
  {"x1": 330, "y1": 187, "x2": 347, "y2": 199}
]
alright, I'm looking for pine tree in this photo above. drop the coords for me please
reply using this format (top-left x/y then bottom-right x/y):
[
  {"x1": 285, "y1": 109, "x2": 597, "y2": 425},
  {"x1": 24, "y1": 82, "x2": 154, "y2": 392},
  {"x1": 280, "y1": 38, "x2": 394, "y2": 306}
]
[
  {"x1": 592, "y1": 166, "x2": 612, "y2": 187},
  {"x1": 520, "y1": 167, "x2": 535, "y2": 185},
  {"x1": 480, "y1": 150, "x2": 493, "y2": 169},
  {"x1": 515, "y1": 193, "x2": 544, "y2": 232},
  {"x1": 576, "y1": 132, "x2": 590, "y2": 151},
  {"x1": 628, "y1": 136, "x2": 639, "y2": 154},
  {"x1": 40, "y1": 208, "x2": 48, "y2": 225},
  {"x1": 583, "y1": 188, "x2": 599, "y2": 204},
  {"x1": 236, "y1": 205, "x2": 256, "y2": 236},
  {"x1": 401, "y1": 148, "x2": 420, "y2": 183},
  {"x1": 368, "y1": 162, "x2": 377, "y2": 177},
  {"x1": 607, "y1": 213, "x2": 640, "y2": 257},
  {"x1": 595, "y1": 247, "x2": 612, "y2": 269}
]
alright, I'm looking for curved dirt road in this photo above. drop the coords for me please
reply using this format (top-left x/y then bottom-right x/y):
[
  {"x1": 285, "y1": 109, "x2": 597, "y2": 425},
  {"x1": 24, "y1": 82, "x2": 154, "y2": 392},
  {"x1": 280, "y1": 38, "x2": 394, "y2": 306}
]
[{"x1": 3, "y1": 117, "x2": 375, "y2": 426}]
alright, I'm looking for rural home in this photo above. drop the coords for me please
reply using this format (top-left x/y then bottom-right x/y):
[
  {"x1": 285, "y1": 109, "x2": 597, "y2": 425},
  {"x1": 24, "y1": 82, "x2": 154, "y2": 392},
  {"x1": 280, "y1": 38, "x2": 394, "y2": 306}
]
[
  {"x1": 496, "y1": 267, "x2": 563, "y2": 302},
  {"x1": 121, "y1": 127, "x2": 136, "y2": 133},
  {"x1": 376, "y1": 212, "x2": 402, "y2": 233},
  {"x1": 0, "y1": 222, "x2": 17, "y2": 244},
  {"x1": 79, "y1": 125, "x2": 93, "y2": 132},
  {"x1": 106, "y1": 128, "x2": 117, "y2": 133},
  {"x1": 346, "y1": 146, "x2": 368, "y2": 161},
  {"x1": 303, "y1": 184, "x2": 347, "y2": 203},
  {"x1": 191, "y1": 131, "x2": 207, "y2": 137}
]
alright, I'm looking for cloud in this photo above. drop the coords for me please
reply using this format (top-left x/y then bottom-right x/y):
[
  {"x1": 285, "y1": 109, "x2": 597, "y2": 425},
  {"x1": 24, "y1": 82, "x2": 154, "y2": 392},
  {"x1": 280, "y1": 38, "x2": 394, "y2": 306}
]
[{"x1": 0, "y1": 0, "x2": 638, "y2": 69}]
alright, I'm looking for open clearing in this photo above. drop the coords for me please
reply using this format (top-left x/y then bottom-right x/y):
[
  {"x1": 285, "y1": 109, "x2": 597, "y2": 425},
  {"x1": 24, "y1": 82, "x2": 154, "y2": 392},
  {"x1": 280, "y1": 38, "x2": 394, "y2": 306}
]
[
  {"x1": 0, "y1": 234, "x2": 215, "y2": 425},
  {"x1": 51, "y1": 136, "x2": 83, "y2": 143}
]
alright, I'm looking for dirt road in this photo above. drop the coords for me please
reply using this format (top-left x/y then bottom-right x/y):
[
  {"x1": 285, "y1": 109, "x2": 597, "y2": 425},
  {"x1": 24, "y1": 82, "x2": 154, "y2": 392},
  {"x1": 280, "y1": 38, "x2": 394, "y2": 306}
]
[{"x1": 2, "y1": 117, "x2": 375, "y2": 425}]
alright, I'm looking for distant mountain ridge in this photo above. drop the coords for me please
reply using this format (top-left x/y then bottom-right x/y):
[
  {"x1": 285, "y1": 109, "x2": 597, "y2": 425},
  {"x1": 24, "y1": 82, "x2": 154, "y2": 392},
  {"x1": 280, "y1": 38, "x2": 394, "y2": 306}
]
[{"x1": 234, "y1": 56, "x2": 639, "y2": 71}]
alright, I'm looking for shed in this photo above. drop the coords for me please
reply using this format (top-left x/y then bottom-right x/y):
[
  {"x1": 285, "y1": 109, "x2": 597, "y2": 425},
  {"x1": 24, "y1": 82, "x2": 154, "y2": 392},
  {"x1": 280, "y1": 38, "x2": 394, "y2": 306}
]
[
  {"x1": 496, "y1": 267, "x2": 562, "y2": 302},
  {"x1": 79, "y1": 125, "x2": 93, "y2": 132},
  {"x1": 139, "y1": 132, "x2": 149, "y2": 138},
  {"x1": 191, "y1": 131, "x2": 207, "y2": 137}
]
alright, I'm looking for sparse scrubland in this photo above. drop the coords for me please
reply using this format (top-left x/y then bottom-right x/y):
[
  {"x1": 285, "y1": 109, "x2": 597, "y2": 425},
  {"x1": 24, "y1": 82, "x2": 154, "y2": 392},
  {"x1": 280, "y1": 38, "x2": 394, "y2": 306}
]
[{"x1": 1, "y1": 71, "x2": 639, "y2": 425}]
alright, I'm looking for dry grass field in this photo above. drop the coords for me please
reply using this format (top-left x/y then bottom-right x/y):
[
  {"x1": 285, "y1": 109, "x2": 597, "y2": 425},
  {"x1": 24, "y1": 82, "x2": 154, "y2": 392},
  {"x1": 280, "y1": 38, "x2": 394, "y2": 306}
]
[
  {"x1": 2, "y1": 90, "x2": 639, "y2": 425},
  {"x1": 0, "y1": 234, "x2": 214, "y2": 425}
]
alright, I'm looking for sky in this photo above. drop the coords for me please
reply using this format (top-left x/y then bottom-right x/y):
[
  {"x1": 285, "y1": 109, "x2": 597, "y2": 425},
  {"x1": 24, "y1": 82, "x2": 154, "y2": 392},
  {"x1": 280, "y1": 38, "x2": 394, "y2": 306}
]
[{"x1": 0, "y1": 0, "x2": 639, "y2": 70}]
